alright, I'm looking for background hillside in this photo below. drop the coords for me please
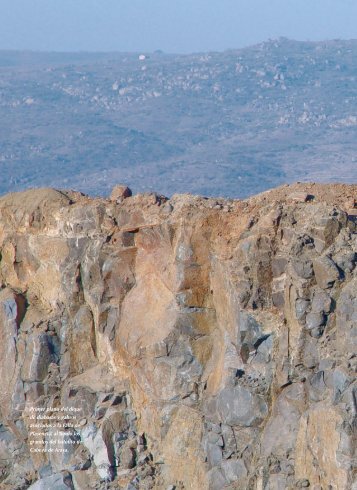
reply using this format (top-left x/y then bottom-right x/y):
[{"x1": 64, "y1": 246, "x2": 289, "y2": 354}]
[{"x1": 0, "y1": 38, "x2": 356, "y2": 198}]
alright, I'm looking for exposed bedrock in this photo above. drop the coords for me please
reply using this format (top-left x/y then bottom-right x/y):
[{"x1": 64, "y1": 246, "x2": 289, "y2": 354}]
[{"x1": 0, "y1": 183, "x2": 356, "y2": 489}]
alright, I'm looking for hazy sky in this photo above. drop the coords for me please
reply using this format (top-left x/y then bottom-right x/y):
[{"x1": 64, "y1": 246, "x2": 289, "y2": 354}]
[{"x1": 1, "y1": 0, "x2": 356, "y2": 53}]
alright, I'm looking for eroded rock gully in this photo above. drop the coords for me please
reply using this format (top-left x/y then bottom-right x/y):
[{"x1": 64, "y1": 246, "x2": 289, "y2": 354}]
[{"x1": 0, "y1": 183, "x2": 356, "y2": 490}]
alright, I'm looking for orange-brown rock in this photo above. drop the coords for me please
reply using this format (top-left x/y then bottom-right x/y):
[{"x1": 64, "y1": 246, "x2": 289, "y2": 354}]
[
  {"x1": 110, "y1": 184, "x2": 133, "y2": 202},
  {"x1": 0, "y1": 183, "x2": 355, "y2": 489}
]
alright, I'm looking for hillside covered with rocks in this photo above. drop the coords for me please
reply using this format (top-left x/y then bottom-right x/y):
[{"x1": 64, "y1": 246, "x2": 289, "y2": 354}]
[
  {"x1": 0, "y1": 183, "x2": 356, "y2": 489},
  {"x1": 1, "y1": 39, "x2": 357, "y2": 198}
]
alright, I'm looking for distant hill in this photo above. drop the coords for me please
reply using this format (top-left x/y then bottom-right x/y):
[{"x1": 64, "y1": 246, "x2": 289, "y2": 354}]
[{"x1": 0, "y1": 38, "x2": 356, "y2": 198}]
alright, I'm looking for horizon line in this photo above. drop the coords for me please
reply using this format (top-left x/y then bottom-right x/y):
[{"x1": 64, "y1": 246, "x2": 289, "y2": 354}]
[{"x1": 1, "y1": 37, "x2": 357, "y2": 57}]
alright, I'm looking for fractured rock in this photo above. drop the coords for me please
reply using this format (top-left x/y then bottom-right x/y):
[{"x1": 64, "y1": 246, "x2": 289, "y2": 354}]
[
  {"x1": 221, "y1": 458, "x2": 247, "y2": 483},
  {"x1": 28, "y1": 471, "x2": 74, "y2": 490},
  {"x1": 110, "y1": 184, "x2": 132, "y2": 202},
  {"x1": 216, "y1": 386, "x2": 268, "y2": 427},
  {"x1": 0, "y1": 183, "x2": 355, "y2": 490},
  {"x1": 313, "y1": 255, "x2": 341, "y2": 289}
]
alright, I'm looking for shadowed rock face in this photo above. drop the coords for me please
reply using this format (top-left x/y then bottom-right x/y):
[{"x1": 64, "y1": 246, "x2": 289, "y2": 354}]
[{"x1": 0, "y1": 183, "x2": 356, "y2": 490}]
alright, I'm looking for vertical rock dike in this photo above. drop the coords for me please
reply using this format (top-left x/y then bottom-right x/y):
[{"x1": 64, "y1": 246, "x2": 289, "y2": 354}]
[{"x1": 0, "y1": 183, "x2": 355, "y2": 489}]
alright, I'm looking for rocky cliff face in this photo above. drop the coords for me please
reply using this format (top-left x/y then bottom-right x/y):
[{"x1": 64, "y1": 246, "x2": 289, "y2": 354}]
[{"x1": 0, "y1": 183, "x2": 356, "y2": 490}]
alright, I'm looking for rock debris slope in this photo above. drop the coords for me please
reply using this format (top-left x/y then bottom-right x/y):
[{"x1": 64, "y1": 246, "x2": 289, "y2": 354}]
[{"x1": 0, "y1": 183, "x2": 356, "y2": 490}]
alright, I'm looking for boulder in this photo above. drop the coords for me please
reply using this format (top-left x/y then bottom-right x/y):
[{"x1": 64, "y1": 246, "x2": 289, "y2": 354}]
[
  {"x1": 221, "y1": 458, "x2": 247, "y2": 483},
  {"x1": 313, "y1": 256, "x2": 341, "y2": 289},
  {"x1": 81, "y1": 423, "x2": 114, "y2": 481},
  {"x1": 110, "y1": 184, "x2": 132, "y2": 202},
  {"x1": 216, "y1": 386, "x2": 268, "y2": 427}
]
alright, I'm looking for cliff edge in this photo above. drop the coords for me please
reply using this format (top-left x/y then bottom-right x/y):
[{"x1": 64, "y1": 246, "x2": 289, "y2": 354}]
[{"x1": 0, "y1": 183, "x2": 356, "y2": 489}]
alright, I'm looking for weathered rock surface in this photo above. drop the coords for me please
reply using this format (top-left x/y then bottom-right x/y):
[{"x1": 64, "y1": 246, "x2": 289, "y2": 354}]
[{"x1": 0, "y1": 183, "x2": 356, "y2": 489}]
